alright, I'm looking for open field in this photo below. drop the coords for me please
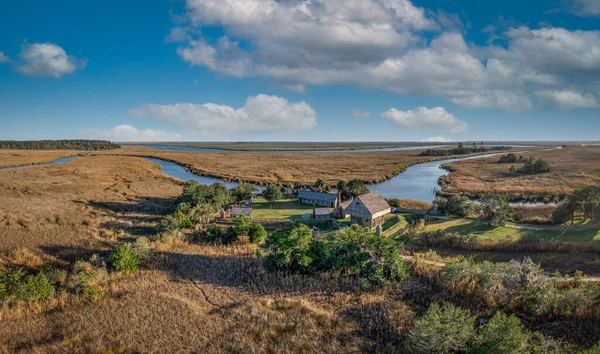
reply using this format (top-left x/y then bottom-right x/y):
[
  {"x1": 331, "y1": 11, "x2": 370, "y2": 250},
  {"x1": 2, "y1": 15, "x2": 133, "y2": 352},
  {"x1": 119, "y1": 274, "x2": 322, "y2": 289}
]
[
  {"x1": 252, "y1": 198, "x2": 316, "y2": 220},
  {"x1": 122, "y1": 141, "x2": 448, "y2": 151},
  {"x1": 422, "y1": 218, "x2": 600, "y2": 243},
  {"x1": 96, "y1": 145, "x2": 516, "y2": 185},
  {"x1": 0, "y1": 149, "x2": 80, "y2": 169},
  {"x1": 441, "y1": 146, "x2": 600, "y2": 200}
]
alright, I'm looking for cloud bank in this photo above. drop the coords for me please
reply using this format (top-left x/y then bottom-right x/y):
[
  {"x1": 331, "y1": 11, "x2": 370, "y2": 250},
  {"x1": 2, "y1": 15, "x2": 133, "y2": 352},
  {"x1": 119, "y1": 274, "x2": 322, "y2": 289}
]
[
  {"x1": 128, "y1": 94, "x2": 317, "y2": 136},
  {"x1": 78, "y1": 124, "x2": 183, "y2": 142},
  {"x1": 381, "y1": 106, "x2": 468, "y2": 133}
]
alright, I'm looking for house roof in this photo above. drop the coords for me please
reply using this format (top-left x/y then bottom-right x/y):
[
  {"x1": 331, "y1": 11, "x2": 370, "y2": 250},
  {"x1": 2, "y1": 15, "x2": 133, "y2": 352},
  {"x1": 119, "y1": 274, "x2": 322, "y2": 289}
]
[
  {"x1": 340, "y1": 198, "x2": 353, "y2": 209},
  {"x1": 231, "y1": 207, "x2": 253, "y2": 216},
  {"x1": 314, "y1": 207, "x2": 330, "y2": 216},
  {"x1": 356, "y1": 192, "x2": 390, "y2": 214},
  {"x1": 298, "y1": 191, "x2": 337, "y2": 203}
]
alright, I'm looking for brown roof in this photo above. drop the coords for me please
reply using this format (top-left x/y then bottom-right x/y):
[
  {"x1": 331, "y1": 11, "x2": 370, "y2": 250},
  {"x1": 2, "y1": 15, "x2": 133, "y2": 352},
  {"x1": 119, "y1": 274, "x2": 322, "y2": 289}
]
[
  {"x1": 340, "y1": 198, "x2": 353, "y2": 209},
  {"x1": 356, "y1": 192, "x2": 390, "y2": 214}
]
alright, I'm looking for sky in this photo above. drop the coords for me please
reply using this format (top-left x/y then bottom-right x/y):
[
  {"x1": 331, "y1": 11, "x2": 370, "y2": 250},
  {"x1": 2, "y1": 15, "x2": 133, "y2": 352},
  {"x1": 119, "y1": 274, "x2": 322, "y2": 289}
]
[{"x1": 0, "y1": 0, "x2": 599, "y2": 142}]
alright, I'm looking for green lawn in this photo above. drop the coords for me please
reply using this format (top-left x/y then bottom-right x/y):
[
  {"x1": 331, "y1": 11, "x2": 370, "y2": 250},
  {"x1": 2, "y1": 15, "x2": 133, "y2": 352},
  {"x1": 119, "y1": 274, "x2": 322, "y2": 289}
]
[
  {"x1": 422, "y1": 218, "x2": 600, "y2": 243},
  {"x1": 252, "y1": 198, "x2": 321, "y2": 220},
  {"x1": 382, "y1": 214, "x2": 409, "y2": 237}
]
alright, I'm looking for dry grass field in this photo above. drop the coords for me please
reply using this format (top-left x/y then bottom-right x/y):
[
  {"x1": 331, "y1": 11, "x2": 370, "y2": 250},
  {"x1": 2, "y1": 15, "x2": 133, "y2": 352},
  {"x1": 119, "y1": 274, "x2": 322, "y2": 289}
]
[
  {"x1": 97, "y1": 145, "x2": 493, "y2": 185},
  {"x1": 123, "y1": 141, "x2": 442, "y2": 151},
  {"x1": 1, "y1": 151, "x2": 600, "y2": 352},
  {"x1": 0, "y1": 150, "x2": 79, "y2": 169},
  {"x1": 441, "y1": 146, "x2": 600, "y2": 200}
]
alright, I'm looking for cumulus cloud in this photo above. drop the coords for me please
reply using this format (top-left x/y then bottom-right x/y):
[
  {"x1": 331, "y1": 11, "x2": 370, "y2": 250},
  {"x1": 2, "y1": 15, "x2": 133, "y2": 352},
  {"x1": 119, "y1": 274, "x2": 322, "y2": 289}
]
[
  {"x1": 15, "y1": 42, "x2": 86, "y2": 78},
  {"x1": 381, "y1": 107, "x2": 468, "y2": 133},
  {"x1": 570, "y1": 0, "x2": 600, "y2": 17},
  {"x1": 352, "y1": 109, "x2": 371, "y2": 118},
  {"x1": 78, "y1": 124, "x2": 183, "y2": 142},
  {"x1": 422, "y1": 136, "x2": 453, "y2": 142},
  {"x1": 128, "y1": 94, "x2": 317, "y2": 135},
  {"x1": 0, "y1": 51, "x2": 9, "y2": 63},
  {"x1": 534, "y1": 90, "x2": 599, "y2": 109},
  {"x1": 170, "y1": 1, "x2": 600, "y2": 111}
]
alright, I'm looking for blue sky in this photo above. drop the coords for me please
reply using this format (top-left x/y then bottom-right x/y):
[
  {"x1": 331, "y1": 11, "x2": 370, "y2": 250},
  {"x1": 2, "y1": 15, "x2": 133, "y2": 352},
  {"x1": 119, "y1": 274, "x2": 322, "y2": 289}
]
[{"x1": 0, "y1": 0, "x2": 599, "y2": 142}]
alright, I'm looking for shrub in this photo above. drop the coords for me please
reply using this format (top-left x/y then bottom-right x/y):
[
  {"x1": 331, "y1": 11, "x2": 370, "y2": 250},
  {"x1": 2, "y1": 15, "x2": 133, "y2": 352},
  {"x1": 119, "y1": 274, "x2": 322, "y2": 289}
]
[
  {"x1": 407, "y1": 302, "x2": 475, "y2": 354},
  {"x1": 0, "y1": 269, "x2": 55, "y2": 305},
  {"x1": 158, "y1": 215, "x2": 179, "y2": 233},
  {"x1": 475, "y1": 311, "x2": 530, "y2": 354},
  {"x1": 248, "y1": 223, "x2": 267, "y2": 244},
  {"x1": 111, "y1": 245, "x2": 141, "y2": 273},
  {"x1": 65, "y1": 261, "x2": 109, "y2": 299},
  {"x1": 233, "y1": 215, "x2": 253, "y2": 236},
  {"x1": 173, "y1": 211, "x2": 193, "y2": 229},
  {"x1": 262, "y1": 224, "x2": 314, "y2": 272},
  {"x1": 129, "y1": 237, "x2": 153, "y2": 264}
]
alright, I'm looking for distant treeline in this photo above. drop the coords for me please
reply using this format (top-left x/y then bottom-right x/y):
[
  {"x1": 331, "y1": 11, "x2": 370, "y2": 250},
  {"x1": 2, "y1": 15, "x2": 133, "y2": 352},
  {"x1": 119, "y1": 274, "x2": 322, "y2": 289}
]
[
  {"x1": 419, "y1": 143, "x2": 512, "y2": 157},
  {"x1": 0, "y1": 140, "x2": 120, "y2": 151}
]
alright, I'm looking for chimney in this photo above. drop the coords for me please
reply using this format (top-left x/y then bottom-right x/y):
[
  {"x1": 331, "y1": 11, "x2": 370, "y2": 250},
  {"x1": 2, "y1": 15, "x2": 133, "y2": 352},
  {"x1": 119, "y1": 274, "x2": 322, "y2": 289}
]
[{"x1": 313, "y1": 204, "x2": 316, "y2": 219}]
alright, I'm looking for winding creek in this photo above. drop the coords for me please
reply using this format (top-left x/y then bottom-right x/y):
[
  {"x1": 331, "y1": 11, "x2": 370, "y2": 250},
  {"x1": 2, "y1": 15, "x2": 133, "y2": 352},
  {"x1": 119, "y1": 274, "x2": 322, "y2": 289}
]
[{"x1": 1, "y1": 150, "x2": 547, "y2": 205}]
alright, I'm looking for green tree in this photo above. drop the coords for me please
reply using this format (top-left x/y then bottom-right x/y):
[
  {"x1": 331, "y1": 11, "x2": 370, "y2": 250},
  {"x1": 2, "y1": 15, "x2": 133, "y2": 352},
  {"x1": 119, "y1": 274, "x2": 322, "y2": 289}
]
[
  {"x1": 248, "y1": 223, "x2": 267, "y2": 244},
  {"x1": 262, "y1": 224, "x2": 314, "y2": 272},
  {"x1": 475, "y1": 311, "x2": 530, "y2": 354},
  {"x1": 233, "y1": 215, "x2": 253, "y2": 235},
  {"x1": 346, "y1": 179, "x2": 369, "y2": 198},
  {"x1": 313, "y1": 178, "x2": 331, "y2": 193},
  {"x1": 263, "y1": 184, "x2": 283, "y2": 209},
  {"x1": 480, "y1": 194, "x2": 514, "y2": 226},
  {"x1": 231, "y1": 183, "x2": 257, "y2": 202},
  {"x1": 407, "y1": 302, "x2": 476, "y2": 354},
  {"x1": 111, "y1": 245, "x2": 141, "y2": 273}
]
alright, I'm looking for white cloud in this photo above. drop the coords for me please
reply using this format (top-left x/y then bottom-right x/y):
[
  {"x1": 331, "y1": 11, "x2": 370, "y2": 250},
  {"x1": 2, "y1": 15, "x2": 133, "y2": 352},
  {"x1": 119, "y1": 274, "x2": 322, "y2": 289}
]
[
  {"x1": 352, "y1": 108, "x2": 371, "y2": 118},
  {"x1": 571, "y1": 0, "x2": 600, "y2": 17},
  {"x1": 15, "y1": 42, "x2": 86, "y2": 78},
  {"x1": 170, "y1": 1, "x2": 600, "y2": 111},
  {"x1": 422, "y1": 136, "x2": 453, "y2": 142},
  {"x1": 78, "y1": 124, "x2": 183, "y2": 142},
  {"x1": 0, "y1": 51, "x2": 9, "y2": 63},
  {"x1": 128, "y1": 94, "x2": 317, "y2": 135},
  {"x1": 381, "y1": 106, "x2": 468, "y2": 133},
  {"x1": 534, "y1": 90, "x2": 599, "y2": 109}
]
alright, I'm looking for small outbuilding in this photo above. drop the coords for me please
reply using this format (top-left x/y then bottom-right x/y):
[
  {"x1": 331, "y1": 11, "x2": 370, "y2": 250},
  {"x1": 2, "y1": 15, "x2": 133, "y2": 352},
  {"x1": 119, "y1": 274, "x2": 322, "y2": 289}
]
[
  {"x1": 343, "y1": 192, "x2": 391, "y2": 228},
  {"x1": 231, "y1": 207, "x2": 253, "y2": 218},
  {"x1": 313, "y1": 206, "x2": 331, "y2": 219},
  {"x1": 298, "y1": 191, "x2": 338, "y2": 208}
]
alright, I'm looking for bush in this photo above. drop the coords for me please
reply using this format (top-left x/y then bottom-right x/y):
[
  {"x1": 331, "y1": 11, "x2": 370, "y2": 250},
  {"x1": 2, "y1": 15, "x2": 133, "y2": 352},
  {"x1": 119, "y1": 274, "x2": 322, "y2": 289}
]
[
  {"x1": 129, "y1": 237, "x2": 153, "y2": 264},
  {"x1": 248, "y1": 223, "x2": 267, "y2": 244},
  {"x1": 65, "y1": 261, "x2": 109, "y2": 299},
  {"x1": 158, "y1": 215, "x2": 180, "y2": 233},
  {"x1": 173, "y1": 211, "x2": 193, "y2": 229},
  {"x1": 262, "y1": 224, "x2": 314, "y2": 272},
  {"x1": 111, "y1": 245, "x2": 141, "y2": 273},
  {"x1": 0, "y1": 269, "x2": 55, "y2": 305},
  {"x1": 233, "y1": 215, "x2": 253, "y2": 235},
  {"x1": 475, "y1": 311, "x2": 530, "y2": 354},
  {"x1": 407, "y1": 302, "x2": 475, "y2": 354}
]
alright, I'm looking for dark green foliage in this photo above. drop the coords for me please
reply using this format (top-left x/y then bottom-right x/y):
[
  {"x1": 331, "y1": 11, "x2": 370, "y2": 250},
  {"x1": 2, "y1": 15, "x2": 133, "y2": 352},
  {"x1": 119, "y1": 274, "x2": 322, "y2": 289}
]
[
  {"x1": 248, "y1": 223, "x2": 267, "y2": 244},
  {"x1": 474, "y1": 311, "x2": 530, "y2": 354},
  {"x1": 313, "y1": 225, "x2": 411, "y2": 287},
  {"x1": 419, "y1": 143, "x2": 511, "y2": 156},
  {"x1": 262, "y1": 224, "x2": 314, "y2": 272},
  {"x1": 386, "y1": 198, "x2": 403, "y2": 208},
  {"x1": 433, "y1": 194, "x2": 473, "y2": 217},
  {"x1": 313, "y1": 178, "x2": 331, "y2": 193},
  {"x1": 263, "y1": 184, "x2": 283, "y2": 205},
  {"x1": 479, "y1": 194, "x2": 514, "y2": 226},
  {"x1": 0, "y1": 269, "x2": 54, "y2": 305},
  {"x1": 337, "y1": 179, "x2": 370, "y2": 199},
  {"x1": 231, "y1": 183, "x2": 257, "y2": 202},
  {"x1": 0, "y1": 139, "x2": 120, "y2": 150},
  {"x1": 205, "y1": 225, "x2": 240, "y2": 244},
  {"x1": 111, "y1": 245, "x2": 141, "y2": 273},
  {"x1": 407, "y1": 302, "x2": 476, "y2": 354},
  {"x1": 519, "y1": 157, "x2": 551, "y2": 174},
  {"x1": 158, "y1": 215, "x2": 180, "y2": 233},
  {"x1": 233, "y1": 215, "x2": 253, "y2": 235},
  {"x1": 498, "y1": 153, "x2": 519, "y2": 163},
  {"x1": 552, "y1": 186, "x2": 600, "y2": 224},
  {"x1": 178, "y1": 181, "x2": 232, "y2": 210}
]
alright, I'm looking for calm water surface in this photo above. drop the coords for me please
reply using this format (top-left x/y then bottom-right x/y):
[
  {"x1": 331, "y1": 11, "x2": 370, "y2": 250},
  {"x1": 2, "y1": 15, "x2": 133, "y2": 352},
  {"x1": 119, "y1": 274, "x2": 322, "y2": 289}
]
[{"x1": 0, "y1": 156, "x2": 81, "y2": 171}]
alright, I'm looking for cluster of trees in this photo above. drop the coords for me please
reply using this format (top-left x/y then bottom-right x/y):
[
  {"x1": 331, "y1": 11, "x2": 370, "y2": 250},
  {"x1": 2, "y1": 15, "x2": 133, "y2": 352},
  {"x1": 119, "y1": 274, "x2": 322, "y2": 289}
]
[
  {"x1": 433, "y1": 195, "x2": 473, "y2": 217},
  {"x1": 552, "y1": 186, "x2": 600, "y2": 224},
  {"x1": 419, "y1": 143, "x2": 511, "y2": 157},
  {"x1": 0, "y1": 140, "x2": 120, "y2": 150},
  {"x1": 205, "y1": 215, "x2": 266, "y2": 245},
  {"x1": 498, "y1": 153, "x2": 520, "y2": 163},
  {"x1": 515, "y1": 157, "x2": 551, "y2": 174},
  {"x1": 261, "y1": 224, "x2": 410, "y2": 287},
  {"x1": 160, "y1": 181, "x2": 258, "y2": 233},
  {"x1": 336, "y1": 179, "x2": 369, "y2": 200}
]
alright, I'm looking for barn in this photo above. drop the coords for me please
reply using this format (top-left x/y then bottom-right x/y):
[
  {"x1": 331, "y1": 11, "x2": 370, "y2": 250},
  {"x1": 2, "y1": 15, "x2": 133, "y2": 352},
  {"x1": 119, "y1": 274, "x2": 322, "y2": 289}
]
[
  {"x1": 298, "y1": 191, "x2": 338, "y2": 208},
  {"x1": 343, "y1": 192, "x2": 391, "y2": 228}
]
